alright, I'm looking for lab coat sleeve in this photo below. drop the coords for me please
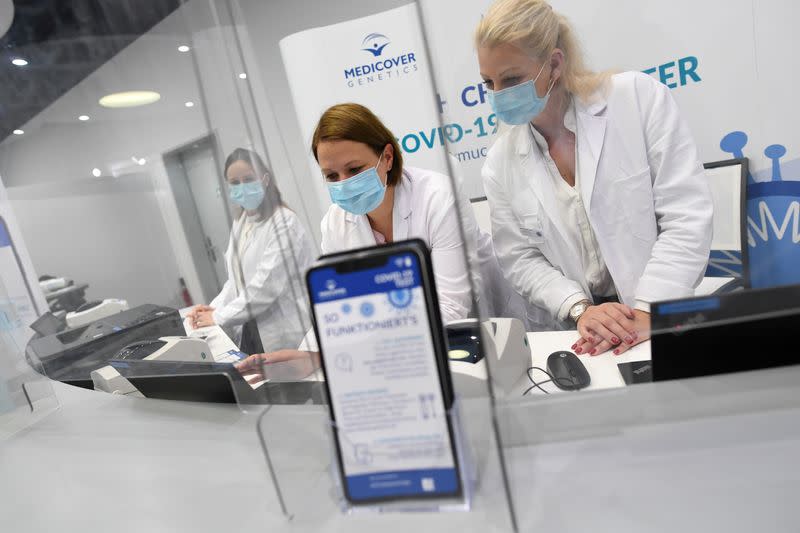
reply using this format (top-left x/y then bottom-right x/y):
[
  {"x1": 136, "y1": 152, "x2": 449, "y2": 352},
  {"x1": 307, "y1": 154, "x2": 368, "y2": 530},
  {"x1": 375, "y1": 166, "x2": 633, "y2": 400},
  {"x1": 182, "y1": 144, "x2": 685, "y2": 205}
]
[
  {"x1": 209, "y1": 238, "x2": 234, "y2": 309},
  {"x1": 633, "y1": 73, "x2": 713, "y2": 303},
  {"x1": 212, "y1": 216, "x2": 304, "y2": 329},
  {"x1": 446, "y1": 156, "x2": 485, "y2": 304},
  {"x1": 482, "y1": 153, "x2": 585, "y2": 321},
  {"x1": 210, "y1": 279, "x2": 234, "y2": 310},
  {"x1": 426, "y1": 193, "x2": 474, "y2": 324}
]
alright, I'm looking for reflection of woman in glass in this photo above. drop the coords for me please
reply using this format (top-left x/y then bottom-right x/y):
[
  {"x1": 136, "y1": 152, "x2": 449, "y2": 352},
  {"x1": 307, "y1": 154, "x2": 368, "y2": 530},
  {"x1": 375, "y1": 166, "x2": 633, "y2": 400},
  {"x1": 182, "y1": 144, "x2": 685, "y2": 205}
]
[
  {"x1": 475, "y1": 0, "x2": 713, "y2": 355},
  {"x1": 187, "y1": 148, "x2": 314, "y2": 354}
]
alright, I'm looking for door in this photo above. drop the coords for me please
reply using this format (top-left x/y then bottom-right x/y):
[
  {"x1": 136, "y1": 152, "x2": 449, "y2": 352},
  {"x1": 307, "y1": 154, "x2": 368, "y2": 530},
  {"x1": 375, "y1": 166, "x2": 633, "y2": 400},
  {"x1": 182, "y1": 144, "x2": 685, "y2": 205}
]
[{"x1": 179, "y1": 138, "x2": 231, "y2": 287}]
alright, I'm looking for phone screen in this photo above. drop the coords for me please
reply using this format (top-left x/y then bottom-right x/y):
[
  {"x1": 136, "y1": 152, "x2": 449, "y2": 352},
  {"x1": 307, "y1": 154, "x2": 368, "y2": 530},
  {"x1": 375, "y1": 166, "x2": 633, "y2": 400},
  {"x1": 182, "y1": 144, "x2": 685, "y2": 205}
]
[{"x1": 308, "y1": 249, "x2": 460, "y2": 503}]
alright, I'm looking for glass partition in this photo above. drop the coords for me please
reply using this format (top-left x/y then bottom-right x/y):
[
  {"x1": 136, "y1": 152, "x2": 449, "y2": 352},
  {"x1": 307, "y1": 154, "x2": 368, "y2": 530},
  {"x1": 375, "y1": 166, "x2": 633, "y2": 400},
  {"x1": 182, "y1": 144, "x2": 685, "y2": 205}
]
[
  {"x1": 0, "y1": 268, "x2": 58, "y2": 439},
  {"x1": 415, "y1": 0, "x2": 800, "y2": 529},
  {"x1": 1, "y1": 0, "x2": 798, "y2": 529}
]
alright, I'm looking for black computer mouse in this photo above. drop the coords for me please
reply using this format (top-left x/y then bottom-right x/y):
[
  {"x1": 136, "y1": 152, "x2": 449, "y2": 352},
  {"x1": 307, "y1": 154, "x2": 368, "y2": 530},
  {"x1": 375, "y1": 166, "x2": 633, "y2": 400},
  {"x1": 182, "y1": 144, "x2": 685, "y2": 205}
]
[{"x1": 547, "y1": 351, "x2": 591, "y2": 391}]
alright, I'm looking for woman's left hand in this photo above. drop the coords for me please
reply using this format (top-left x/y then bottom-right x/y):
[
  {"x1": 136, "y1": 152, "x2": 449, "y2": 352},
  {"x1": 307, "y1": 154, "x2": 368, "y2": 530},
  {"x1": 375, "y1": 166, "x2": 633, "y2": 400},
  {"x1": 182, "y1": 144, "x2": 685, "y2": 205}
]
[
  {"x1": 191, "y1": 308, "x2": 216, "y2": 329},
  {"x1": 574, "y1": 310, "x2": 651, "y2": 356}
]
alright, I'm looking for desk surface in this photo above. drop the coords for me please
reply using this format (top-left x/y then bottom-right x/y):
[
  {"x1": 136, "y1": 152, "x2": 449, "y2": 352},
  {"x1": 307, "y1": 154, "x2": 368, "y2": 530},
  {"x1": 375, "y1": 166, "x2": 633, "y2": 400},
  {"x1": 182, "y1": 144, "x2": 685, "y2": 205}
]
[
  {"x1": 515, "y1": 331, "x2": 651, "y2": 396},
  {"x1": 3, "y1": 365, "x2": 800, "y2": 532}
]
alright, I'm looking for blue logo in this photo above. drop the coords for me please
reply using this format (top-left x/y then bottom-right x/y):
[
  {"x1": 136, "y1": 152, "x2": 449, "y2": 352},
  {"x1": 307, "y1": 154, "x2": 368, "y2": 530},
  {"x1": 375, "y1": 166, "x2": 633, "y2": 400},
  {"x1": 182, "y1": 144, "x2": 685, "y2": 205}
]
[
  {"x1": 341, "y1": 303, "x2": 352, "y2": 314},
  {"x1": 343, "y1": 32, "x2": 419, "y2": 88},
  {"x1": 362, "y1": 33, "x2": 389, "y2": 57},
  {"x1": 360, "y1": 302, "x2": 375, "y2": 317}
]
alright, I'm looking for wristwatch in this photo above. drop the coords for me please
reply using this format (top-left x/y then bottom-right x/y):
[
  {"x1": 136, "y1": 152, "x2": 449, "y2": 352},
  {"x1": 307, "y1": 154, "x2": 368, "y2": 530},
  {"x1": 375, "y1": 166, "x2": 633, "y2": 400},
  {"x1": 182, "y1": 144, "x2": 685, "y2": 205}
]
[{"x1": 568, "y1": 299, "x2": 591, "y2": 324}]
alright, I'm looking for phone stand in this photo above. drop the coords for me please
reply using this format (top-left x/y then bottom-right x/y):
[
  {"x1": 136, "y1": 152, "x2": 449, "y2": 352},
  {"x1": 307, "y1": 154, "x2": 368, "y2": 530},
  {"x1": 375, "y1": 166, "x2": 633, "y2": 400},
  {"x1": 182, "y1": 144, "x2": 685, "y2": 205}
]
[
  {"x1": 325, "y1": 397, "x2": 475, "y2": 515},
  {"x1": 253, "y1": 395, "x2": 522, "y2": 526}
]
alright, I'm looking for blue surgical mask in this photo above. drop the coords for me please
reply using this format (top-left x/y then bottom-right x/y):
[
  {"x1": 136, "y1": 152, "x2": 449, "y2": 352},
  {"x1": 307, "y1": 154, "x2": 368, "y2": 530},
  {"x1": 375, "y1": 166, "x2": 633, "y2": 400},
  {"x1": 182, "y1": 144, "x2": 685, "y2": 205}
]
[
  {"x1": 229, "y1": 181, "x2": 265, "y2": 211},
  {"x1": 326, "y1": 154, "x2": 386, "y2": 215},
  {"x1": 487, "y1": 63, "x2": 554, "y2": 125}
]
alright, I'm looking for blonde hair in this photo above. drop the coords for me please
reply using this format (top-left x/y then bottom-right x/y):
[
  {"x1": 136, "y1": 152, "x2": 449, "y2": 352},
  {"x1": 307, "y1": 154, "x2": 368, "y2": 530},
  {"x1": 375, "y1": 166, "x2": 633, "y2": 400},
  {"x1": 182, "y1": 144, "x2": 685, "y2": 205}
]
[{"x1": 475, "y1": 0, "x2": 609, "y2": 100}]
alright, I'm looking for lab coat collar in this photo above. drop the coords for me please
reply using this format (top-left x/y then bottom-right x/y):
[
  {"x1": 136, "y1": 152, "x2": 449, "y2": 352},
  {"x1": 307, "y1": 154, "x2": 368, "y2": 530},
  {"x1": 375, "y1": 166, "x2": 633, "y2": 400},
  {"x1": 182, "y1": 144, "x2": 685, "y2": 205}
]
[
  {"x1": 513, "y1": 89, "x2": 608, "y2": 212},
  {"x1": 393, "y1": 170, "x2": 413, "y2": 241},
  {"x1": 574, "y1": 91, "x2": 608, "y2": 212}
]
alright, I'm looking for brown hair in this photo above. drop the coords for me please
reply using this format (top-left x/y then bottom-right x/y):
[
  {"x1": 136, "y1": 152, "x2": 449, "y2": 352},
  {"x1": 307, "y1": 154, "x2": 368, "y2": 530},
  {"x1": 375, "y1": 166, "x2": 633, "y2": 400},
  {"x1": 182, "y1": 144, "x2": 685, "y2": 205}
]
[{"x1": 311, "y1": 103, "x2": 404, "y2": 186}]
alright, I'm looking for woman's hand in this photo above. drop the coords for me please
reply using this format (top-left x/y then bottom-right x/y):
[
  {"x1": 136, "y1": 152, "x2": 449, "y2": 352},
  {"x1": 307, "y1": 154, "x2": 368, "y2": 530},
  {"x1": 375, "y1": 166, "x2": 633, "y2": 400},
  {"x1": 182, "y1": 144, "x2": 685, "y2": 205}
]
[
  {"x1": 575, "y1": 309, "x2": 651, "y2": 356},
  {"x1": 574, "y1": 302, "x2": 637, "y2": 356},
  {"x1": 235, "y1": 349, "x2": 320, "y2": 381},
  {"x1": 188, "y1": 305, "x2": 215, "y2": 329},
  {"x1": 186, "y1": 304, "x2": 211, "y2": 319}
]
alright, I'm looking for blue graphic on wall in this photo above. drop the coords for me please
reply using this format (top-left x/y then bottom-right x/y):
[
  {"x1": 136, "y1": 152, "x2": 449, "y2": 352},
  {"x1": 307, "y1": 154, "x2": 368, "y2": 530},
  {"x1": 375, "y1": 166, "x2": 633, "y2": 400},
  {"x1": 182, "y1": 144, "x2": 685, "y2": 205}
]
[{"x1": 717, "y1": 131, "x2": 800, "y2": 288}]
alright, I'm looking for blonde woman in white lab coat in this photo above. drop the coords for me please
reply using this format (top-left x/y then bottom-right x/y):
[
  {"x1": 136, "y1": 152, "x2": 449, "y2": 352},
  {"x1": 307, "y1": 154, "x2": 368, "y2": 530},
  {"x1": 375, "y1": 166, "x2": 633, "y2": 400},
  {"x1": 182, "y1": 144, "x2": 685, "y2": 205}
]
[
  {"x1": 187, "y1": 148, "x2": 315, "y2": 354},
  {"x1": 475, "y1": 0, "x2": 713, "y2": 356}
]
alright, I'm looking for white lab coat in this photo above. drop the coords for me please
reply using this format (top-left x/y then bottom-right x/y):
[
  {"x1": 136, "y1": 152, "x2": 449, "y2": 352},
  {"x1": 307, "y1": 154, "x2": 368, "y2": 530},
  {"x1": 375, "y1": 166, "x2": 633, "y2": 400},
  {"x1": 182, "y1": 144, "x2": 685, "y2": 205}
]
[
  {"x1": 321, "y1": 166, "x2": 506, "y2": 325},
  {"x1": 482, "y1": 71, "x2": 713, "y2": 322},
  {"x1": 211, "y1": 206, "x2": 315, "y2": 353}
]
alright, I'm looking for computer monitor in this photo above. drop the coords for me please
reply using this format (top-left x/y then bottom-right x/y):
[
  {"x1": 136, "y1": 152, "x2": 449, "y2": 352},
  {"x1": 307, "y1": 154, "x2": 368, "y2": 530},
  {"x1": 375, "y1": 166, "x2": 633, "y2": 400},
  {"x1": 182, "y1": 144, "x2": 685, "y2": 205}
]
[
  {"x1": 109, "y1": 359, "x2": 325, "y2": 405},
  {"x1": 651, "y1": 284, "x2": 800, "y2": 381},
  {"x1": 703, "y1": 158, "x2": 750, "y2": 287}
]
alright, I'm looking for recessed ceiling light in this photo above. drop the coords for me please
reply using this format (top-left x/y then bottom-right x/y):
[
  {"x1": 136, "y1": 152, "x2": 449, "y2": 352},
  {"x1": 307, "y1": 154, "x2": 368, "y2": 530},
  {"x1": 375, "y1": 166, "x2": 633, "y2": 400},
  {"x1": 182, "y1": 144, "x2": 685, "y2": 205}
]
[
  {"x1": 184, "y1": 101, "x2": 194, "y2": 108},
  {"x1": 178, "y1": 45, "x2": 190, "y2": 52},
  {"x1": 137, "y1": 158, "x2": 146, "y2": 166},
  {"x1": 238, "y1": 72, "x2": 247, "y2": 79},
  {"x1": 11, "y1": 58, "x2": 28, "y2": 66},
  {"x1": 92, "y1": 168, "x2": 102, "y2": 177},
  {"x1": 99, "y1": 91, "x2": 161, "y2": 108},
  {"x1": 78, "y1": 115, "x2": 90, "y2": 121},
  {"x1": 12, "y1": 129, "x2": 24, "y2": 135}
]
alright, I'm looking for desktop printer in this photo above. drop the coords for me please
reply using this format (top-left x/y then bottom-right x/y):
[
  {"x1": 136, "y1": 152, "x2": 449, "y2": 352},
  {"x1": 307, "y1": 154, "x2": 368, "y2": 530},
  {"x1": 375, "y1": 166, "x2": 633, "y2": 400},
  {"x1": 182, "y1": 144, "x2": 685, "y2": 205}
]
[
  {"x1": 91, "y1": 336, "x2": 213, "y2": 397},
  {"x1": 26, "y1": 304, "x2": 184, "y2": 385},
  {"x1": 66, "y1": 299, "x2": 129, "y2": 329}
]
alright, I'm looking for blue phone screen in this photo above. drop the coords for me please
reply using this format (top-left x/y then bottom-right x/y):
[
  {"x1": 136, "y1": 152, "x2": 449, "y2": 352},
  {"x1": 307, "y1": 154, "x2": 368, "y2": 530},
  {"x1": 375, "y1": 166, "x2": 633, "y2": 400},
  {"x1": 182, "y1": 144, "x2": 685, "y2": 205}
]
[{"x1": 308, "y1": 252, "x2": 458, "y2": 501}]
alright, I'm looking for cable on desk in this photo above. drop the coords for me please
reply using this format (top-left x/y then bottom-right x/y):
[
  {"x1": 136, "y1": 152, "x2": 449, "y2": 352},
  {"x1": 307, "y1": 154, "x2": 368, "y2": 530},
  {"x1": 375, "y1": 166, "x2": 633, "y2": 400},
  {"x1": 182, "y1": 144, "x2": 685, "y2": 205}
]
[
  {"x1": 523, "y1": 379, "x2": 552, "y2": 396},
  {"x1": 524, "y1": 366, "x2": 576, "y2": 395}
]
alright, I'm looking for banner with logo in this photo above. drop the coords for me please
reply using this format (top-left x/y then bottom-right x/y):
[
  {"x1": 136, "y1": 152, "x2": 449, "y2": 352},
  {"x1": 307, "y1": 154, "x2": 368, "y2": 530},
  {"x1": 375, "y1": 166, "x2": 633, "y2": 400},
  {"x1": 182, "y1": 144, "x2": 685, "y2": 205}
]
[
  {"x1": 281, "y1": 0, "x2": 798, "y2": 287},
  {"x1": 279, "y1": 4, "x2": 447, "y2": 215}
]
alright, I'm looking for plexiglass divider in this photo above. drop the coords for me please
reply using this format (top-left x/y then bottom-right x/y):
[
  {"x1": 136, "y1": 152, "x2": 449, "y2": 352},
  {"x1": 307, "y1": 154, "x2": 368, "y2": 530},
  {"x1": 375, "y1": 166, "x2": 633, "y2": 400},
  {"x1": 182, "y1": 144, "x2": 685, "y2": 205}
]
[
  {"x1": 0, "y1": 273, "x2": 59, "y2": 439},
  {"x1": 490, "y1": 302, "x2": 800, "y2": 532},
  {"x1": 221, "y1": 0, "x2": 520, "y2": 528}
]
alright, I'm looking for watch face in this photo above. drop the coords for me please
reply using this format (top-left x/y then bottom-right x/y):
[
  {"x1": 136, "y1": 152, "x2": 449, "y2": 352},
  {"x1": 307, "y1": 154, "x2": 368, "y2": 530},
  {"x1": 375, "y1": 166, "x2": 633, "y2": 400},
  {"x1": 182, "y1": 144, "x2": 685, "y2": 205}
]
[{"x1": 571, "y1": 302, "x2": 588, "y2": 320}]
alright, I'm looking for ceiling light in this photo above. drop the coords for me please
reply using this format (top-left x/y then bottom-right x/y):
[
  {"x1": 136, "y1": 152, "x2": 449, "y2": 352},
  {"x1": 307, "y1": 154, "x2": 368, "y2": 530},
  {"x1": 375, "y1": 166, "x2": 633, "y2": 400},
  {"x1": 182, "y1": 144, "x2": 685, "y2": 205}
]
[
  {"x1": 137, "y1": 158, "x2": 146, "y2": 166},
  {"x1": 11, "y1": 58, "x2": 27, "y2": 66},
  {"x1": 92, "y1": 168, "x2": 102, "y2": 177},
  {"x1": 99, "y1": 91, "x2": 161, "y2": 108},
  {"x1": 12, "y1": 129, "x2": 23, "y2": 135},
  {"x1": 184, "y1": 101, "x2": 194, "y2": 108},
  {"x1": 178, "y1": 45, "x2": 190, "y2": 52},
  {"x1": 238, "y1": 72, "x2": 247, "y2": 79},
  {"x1": 78, "y1": 115, "x2": 90, "y2": 121}
]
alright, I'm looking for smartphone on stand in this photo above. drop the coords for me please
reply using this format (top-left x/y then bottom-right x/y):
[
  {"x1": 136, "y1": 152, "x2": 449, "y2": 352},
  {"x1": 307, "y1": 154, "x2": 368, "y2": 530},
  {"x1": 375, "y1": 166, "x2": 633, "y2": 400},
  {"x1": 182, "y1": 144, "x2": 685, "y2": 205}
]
[{"x1": 306, "y1": 239, "x2": 461, "y2": 505}]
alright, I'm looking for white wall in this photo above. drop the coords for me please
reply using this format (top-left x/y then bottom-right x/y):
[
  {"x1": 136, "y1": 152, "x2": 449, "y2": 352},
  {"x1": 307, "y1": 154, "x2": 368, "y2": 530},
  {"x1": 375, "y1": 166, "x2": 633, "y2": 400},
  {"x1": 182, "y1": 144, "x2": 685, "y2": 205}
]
[{"x1": 6, "y1": 174, "x2": 184, "y2": 308}]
